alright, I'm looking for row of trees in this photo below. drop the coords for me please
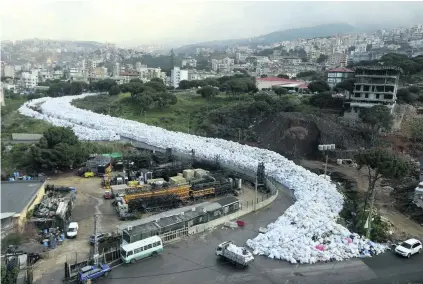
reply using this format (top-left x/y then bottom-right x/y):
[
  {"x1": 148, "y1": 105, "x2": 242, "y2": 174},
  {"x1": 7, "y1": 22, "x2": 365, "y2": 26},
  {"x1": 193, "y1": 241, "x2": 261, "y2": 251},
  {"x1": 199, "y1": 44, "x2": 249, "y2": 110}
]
[
  {"x1": 178, "y1": 74, "x2": 258, "y2": 95},
  {"x1": 117, "y1": 78, "x2": 177, "y2": 111},
  {"x1": 5, "y1": 126, "x2": 117, "y2": 173}
]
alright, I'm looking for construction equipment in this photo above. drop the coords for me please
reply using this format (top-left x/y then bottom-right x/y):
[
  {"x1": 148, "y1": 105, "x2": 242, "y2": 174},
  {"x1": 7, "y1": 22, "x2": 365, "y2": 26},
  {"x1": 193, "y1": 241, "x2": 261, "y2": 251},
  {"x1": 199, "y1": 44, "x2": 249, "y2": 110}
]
[
  {"x1": 84, "y1": 171, "x2": 95, "y2": 178},
  {"x1": 102, "y1": 164, "x2": 113, "y2": 189}
]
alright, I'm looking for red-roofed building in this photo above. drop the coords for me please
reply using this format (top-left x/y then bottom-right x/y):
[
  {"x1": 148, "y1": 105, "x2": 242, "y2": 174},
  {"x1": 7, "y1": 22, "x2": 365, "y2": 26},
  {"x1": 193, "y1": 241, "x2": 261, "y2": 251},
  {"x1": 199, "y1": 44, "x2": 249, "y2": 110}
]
[
  {"x1": 256, "y1": 77, "x2": 309, "y2": 92},
  {"x1": 327, "y1": 67, "x2": 354, "y2": 88}
]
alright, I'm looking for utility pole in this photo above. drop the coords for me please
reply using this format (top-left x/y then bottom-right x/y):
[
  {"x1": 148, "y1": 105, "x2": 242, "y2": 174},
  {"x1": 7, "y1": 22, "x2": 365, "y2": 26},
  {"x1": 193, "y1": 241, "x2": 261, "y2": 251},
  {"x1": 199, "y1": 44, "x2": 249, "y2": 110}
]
[
  {"x1": 254, "y1": 174, "x2": 258, "y2": 211},
  {"x1": 318, "y1": 144, "x2": 336, "y2": 179},
  {"x1": 93, "y1": 213, "x2": 99, "y2": 266}
]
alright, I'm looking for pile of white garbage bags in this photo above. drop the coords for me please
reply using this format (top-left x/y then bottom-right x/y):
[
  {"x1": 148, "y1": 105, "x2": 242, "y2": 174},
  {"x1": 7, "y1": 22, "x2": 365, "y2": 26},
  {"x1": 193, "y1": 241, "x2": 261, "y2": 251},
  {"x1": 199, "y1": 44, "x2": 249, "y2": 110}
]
[
  {"x1": 18, "y1": 93, "x2": 388, "y2": 263},
  {"x1": 227, "y1": 244, "x2": 255, "y2": 262}
]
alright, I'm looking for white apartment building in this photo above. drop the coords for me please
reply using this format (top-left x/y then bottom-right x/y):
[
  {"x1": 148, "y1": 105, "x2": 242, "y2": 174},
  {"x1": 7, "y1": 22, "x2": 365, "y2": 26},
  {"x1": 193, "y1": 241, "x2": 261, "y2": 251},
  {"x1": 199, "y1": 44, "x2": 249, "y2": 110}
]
[
  {"x1": 38, "y1": 70, "x2": 53, "y2": 82},
  {"x1": 2, "y1": 65, "x2": 15, "y2": 78},
  {"x1": 170, "y1": 67, "x2": 188, "y2": 88},
  {"x1": 187, "y1": 70, "x2": 219, "y2": 81},
  {"x1": 211, "y1": 57, "x2": 234, "y2": 73},
  {"x1": 182, "y1": 57, "x2": 197, "y2": 68},
  {"x1": 20, "y1": 71, "x2": 38, "y2": 89}
]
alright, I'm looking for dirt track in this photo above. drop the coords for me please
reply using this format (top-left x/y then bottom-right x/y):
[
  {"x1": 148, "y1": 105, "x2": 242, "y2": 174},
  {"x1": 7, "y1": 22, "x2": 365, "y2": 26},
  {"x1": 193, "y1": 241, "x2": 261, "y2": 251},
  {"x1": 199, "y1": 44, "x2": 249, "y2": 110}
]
[{"x1": 299, "y1": 159, "x2": 423, "y2": 239}]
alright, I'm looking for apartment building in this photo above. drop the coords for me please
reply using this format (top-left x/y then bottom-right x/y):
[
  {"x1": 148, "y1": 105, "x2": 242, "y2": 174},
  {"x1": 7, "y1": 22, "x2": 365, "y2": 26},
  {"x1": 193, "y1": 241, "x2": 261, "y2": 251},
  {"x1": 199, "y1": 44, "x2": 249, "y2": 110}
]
[
  {"x1": 211, "y1": 57, "x2": 234, "y2": 73},
  {"x1": 327, "y1": 53, "x2": 348, "y2": 67},
  {"x1": 1, "y1": 64, "x2": 15, "y2": 78},
  {"x1": 343, "y1": 66, "x2": 402, "y2": 120},
  {"x1": 181, "y1": 57, "x2": 197, "y2": 68},
  {"x1": 20, "y1": 71, "x2": 38, "y2": 89},
  {"x1": 170, "y1": 67, "x2": 188, "y2": 88},
  {"x1": 327, "y1": 67, "x2": 354, "y2": 88}
]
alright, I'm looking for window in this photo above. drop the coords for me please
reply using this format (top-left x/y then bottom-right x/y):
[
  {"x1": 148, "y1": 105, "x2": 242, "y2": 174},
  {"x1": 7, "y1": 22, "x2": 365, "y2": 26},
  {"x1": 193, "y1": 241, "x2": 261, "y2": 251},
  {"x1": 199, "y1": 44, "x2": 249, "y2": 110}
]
[
  {"x1": 375, "y1": 94, "x2": 380, "y2": 99},
  {"x1": 412, "y1": 243, "x2": 420, "y2": 248},
  {"x1": 127, "y1": 250, "x2": 133, "y2": 256},
  {"x1": 354, "y1": 93, "x2": 361, "y2": 98},
  {"x1": 365, "y1": 94, "x2": 369, "y2": 98}
]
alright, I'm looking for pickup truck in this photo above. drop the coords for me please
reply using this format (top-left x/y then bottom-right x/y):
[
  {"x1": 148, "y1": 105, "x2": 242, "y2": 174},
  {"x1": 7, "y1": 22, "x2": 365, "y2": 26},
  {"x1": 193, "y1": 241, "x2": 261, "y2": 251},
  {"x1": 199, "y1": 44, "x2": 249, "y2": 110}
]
[{"x1": 215, "y1": 241, "x2": 254, "y2": 268}]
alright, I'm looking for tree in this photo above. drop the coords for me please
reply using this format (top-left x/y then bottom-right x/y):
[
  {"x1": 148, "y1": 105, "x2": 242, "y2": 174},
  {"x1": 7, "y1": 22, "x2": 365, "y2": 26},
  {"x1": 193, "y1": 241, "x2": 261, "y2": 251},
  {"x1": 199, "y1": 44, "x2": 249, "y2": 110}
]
[
  {"x1": 359, "y1": 105, "x2": 393, "y2": 133},
  {"x1": 129, "y1": 78, "x2": 143, "y2": 84},
  {"x1": 409, "y1": 117, "x2": 423, "y2": 141},
  {"x1": 397, "y1": 87, "x2": 419, "y2": 104},
  {"x1": 273, "y1": 87, "x2": 288, "y2": 96},
  {"x1": 316, "y1": 54, "x2": 328, "y2": 63},
  {"x1": 43, "y1": 126, "x2": 78, "y2": 149},
  {"x1": 354, "y1": 149, "x2": 410, "y2": 239},
  {"x1": 308, "y1": 80, "x2": 330, "y2": 93},
  {"x1": 133, "y1": 94, "x2": 154, "y2": 111},
  {"x1": 144, "y1": 81, "x2": 166, "y2": 92},
  {"x1": 334, "y1": 78, "x2": 356, "y2": 93},
  {"x1": 197, "y1": 86, "x2": 219, "y2": 99},
  {"x1": 277, "y1": 74, "x2": 290, "y2": 79},
  {"x1": 109, "y1": 85, "x2": 120, "y2": 96},
  {"x1": 150, "y1": 78, "x2": 164, "y2": 85},
  {"x1": 296, "y1": 71, "x2": 317, "y2": 78},
  {"x1": 284, "y1": 126, "x2": 308, "y2": 159},
  {"x1": 178, "y1": 80, "x2": 192, "y2": 89},
  {"x1": 260, "y1": 74, "x2": 268, "y2": 78},
  {"x1": 408, "y1": 85, "x2": 420, "y2": 94}
]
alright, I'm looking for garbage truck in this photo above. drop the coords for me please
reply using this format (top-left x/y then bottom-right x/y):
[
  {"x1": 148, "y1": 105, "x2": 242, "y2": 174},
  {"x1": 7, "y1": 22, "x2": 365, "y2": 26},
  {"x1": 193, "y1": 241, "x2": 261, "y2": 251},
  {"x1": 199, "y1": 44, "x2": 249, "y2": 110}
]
[{"x1": 215, "y1": 241, "x2": 254, "y2": 267}]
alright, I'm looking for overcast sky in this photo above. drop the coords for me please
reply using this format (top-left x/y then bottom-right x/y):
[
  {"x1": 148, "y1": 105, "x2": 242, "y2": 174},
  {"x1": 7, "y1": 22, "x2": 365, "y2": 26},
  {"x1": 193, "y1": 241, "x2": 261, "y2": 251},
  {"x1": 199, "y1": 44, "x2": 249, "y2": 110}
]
[{"x1": 1, "y1": 0, "x2": 423, "y2": 46}]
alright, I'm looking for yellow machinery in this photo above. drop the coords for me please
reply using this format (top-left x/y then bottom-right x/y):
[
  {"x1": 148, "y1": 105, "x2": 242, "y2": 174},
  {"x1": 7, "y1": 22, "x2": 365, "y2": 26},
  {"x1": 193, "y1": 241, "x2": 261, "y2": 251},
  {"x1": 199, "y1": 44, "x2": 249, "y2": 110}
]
[
  {"x1": 190, "y1": 188, "x2": 215, "y2": 198},
  {"x1": 124, "y1": 185, "x2": 190, "y2": 202},
  {"x1": 102, "y1": 164, "x2": 113, "y2": 189},
  {"x1": 84, "y1": 171, "x2": 95, "y2": 178}
]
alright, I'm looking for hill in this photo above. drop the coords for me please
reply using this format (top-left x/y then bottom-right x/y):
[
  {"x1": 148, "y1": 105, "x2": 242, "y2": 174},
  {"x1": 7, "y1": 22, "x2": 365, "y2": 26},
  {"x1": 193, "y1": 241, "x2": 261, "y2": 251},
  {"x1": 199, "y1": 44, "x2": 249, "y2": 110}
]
[{"x1": 175, "y1": 23, "x2": 359, "y2": 53}]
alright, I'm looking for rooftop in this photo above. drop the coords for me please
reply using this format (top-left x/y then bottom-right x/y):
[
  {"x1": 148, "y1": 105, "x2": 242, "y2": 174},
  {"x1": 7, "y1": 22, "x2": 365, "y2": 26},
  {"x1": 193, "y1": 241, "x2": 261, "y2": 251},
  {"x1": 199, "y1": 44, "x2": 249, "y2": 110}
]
[
  {"x1": 328, "y1": 68, "x2": 354, "y2": 73},
  {"x1": 1, "y1": 180, "x2": 45, "y2": 215},
  {"x1": 11, "y1": 133, "x2": 43, "y2": 141},
  {"x1": 355, "y1": 65, "x2": 404, "y2": 74}
]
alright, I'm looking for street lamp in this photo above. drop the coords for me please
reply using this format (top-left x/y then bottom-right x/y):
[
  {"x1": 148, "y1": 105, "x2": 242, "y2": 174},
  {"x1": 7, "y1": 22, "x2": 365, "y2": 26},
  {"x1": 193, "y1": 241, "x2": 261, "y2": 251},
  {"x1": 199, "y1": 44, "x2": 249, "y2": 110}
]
[{"x1": 318, "y1": 144, "x2": 336, "y2": 179}]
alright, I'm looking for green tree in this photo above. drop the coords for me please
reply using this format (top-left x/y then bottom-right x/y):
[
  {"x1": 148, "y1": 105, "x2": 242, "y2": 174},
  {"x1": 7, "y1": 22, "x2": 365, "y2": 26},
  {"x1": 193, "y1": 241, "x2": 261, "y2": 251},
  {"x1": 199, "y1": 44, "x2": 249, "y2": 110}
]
[
  {"x1": 273, "y1": 87, "x2": 288, "y2": 96},
  {"x1": 334, "y1": 78, "x2": 356, "y2": 93},
  {"x1": 42, "y1": 126, "x2": 78, "y2": 149},
  {"x1": 133, "y1": 94, "x2": 154, "y2": 111},
  {"x1": 178, "y1": 80, "x2": 193, "y2": 89},
  {"x1": 260, "y1": 74, "x2": 268, "y2": 78},
  {"x1": 359, "y1": 105, "x2": 393, "y2": 132},
  {"x1": 129, "y1": 78, "x2": 143, "y2": 84},
  {"x1": 277, "y1": 74, "x2": 290, "y2": 79},
  {"x1": 409, "y1": 117, "x2": 423, "y2": 141},
  {"x1": 197, "y1": 86, "x2": 219, "y2": 99},
  {"x1": 316, "y1": 54, "x2": 328, "y2": 63},
  {"x1": 108, "y1": 85, "x2": 121, "y2": 96},
  {"x1": 308, "y1": 80, "x2": 330, "y2": 93},
  {"x1": 144, "y1": 81, "x2": 166, "y2": 92},
  {"x1": 150, "y1": 78, "x2": 164, "y2": 84},
  {"x1": 354, "y1": 149, "x2": 410, "y2": 239}
]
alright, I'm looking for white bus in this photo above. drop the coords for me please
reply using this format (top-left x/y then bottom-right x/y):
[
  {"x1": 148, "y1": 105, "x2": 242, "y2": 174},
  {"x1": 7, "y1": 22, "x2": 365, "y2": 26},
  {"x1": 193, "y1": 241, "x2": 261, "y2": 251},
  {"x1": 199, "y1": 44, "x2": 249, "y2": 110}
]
[{"x1": 120, "y1": 236, "x2": 163, "y2": 264}]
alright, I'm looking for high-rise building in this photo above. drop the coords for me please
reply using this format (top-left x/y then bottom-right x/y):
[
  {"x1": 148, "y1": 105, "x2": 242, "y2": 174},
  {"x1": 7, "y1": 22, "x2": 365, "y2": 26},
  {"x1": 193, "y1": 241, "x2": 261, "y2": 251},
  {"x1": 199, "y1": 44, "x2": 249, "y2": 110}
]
[{"x1": 170, "y1": 67, "x2": 188, "y2": 88}]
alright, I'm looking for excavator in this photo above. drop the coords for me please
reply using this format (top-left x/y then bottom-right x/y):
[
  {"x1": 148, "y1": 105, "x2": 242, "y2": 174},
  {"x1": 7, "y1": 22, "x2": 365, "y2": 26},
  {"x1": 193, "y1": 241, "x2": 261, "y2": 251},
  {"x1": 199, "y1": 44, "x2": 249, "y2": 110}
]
[{"x1": 102, "y1": 164, "x2": 113, "y2": 189}]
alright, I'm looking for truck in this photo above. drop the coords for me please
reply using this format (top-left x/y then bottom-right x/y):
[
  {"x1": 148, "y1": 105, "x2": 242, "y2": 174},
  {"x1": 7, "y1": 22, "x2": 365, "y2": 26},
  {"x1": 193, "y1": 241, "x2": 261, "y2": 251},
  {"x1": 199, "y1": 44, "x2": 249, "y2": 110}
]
[{"x1": 215, "y1": 241, "x2": 254, "y2": 267}]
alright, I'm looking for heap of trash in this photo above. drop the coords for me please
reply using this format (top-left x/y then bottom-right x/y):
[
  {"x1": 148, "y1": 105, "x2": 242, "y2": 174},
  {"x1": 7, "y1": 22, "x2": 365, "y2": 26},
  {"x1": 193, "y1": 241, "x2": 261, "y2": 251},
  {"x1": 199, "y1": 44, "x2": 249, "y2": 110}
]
[{"x1": 18, "y1": 94, "x2": 388, "y2": 263}]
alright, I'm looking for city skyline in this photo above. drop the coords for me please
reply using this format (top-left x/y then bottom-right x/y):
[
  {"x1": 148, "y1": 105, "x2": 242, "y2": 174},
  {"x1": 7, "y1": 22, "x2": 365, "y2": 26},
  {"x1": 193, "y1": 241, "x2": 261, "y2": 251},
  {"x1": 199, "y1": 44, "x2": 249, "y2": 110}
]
[{"x1": 1, "y1": 0, "x2": 423, "y2": 46}]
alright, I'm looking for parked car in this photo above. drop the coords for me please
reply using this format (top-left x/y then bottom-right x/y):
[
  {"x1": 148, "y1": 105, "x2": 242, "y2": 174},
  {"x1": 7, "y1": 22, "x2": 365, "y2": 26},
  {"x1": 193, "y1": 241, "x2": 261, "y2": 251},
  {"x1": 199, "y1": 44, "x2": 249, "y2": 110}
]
[
  {"x1": 394, "y1": 239, "x2": 422, "y2": 258},
  {"x1": 66, "y1": 222, "x2": 79, "y2": 238},
  {"x1": 89, "y1": 233, "x2": 112, "y2": 245},
  {"x1": 104, "y1": 191, "x2": 111, "y2": 199},
  {"x1": 78, "y1": 264, "x2": 111, "y2": 283}
]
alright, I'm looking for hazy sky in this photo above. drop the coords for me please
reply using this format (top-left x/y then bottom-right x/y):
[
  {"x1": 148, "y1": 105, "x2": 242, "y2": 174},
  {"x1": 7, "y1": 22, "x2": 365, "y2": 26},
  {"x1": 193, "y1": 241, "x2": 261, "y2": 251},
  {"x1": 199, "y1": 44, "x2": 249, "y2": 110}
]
[{"x1": 1, "y1": 0, "x2": 423, "y2": 46}]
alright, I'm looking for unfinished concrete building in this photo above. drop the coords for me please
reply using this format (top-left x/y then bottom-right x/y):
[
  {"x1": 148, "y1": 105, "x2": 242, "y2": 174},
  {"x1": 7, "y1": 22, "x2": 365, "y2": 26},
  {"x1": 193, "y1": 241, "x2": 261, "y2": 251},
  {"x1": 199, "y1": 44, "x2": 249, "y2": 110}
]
[{"x1": 343, "y1": 66, "x2": 403, "y2": 121}]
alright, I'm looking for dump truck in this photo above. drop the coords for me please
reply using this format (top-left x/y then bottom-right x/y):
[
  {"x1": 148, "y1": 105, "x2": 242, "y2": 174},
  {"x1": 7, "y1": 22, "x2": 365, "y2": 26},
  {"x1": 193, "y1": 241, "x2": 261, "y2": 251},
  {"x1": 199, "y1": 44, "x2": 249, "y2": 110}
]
[{"x1": 215, "y1": 241, "x2": 254, "y2": 267}]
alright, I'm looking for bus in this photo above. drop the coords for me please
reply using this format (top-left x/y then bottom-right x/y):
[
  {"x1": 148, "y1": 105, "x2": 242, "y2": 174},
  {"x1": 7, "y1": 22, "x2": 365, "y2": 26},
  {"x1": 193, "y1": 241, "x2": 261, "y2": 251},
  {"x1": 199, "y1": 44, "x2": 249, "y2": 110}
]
[{"x1": 120, "y1": 236, "x2": 163, "y2": 264}]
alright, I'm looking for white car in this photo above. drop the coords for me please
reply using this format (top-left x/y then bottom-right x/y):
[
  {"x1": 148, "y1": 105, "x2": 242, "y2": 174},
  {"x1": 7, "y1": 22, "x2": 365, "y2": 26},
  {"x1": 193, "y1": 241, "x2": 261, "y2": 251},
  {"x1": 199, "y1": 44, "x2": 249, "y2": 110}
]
[
  {"x1": 66, "y1": 222, "x2": 79, "y2": 238},
  {"x1": 394, "y1": 238, "x2": 422, "y2": 258}
]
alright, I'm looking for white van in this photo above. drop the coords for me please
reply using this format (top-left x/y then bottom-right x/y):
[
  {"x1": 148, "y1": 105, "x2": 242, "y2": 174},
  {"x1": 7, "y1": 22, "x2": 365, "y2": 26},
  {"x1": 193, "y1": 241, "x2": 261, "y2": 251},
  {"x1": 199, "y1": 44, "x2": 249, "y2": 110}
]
[{"x1": 67, "y1": 222, "x2": 79, "y2": 238}]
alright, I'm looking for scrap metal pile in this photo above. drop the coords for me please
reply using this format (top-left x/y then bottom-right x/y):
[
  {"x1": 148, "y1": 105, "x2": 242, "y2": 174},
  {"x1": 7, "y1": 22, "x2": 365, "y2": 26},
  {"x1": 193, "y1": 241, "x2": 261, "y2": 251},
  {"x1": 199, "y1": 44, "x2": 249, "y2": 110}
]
[{"x1": 33, "y1": 185, "x2": 75, "y2": 220}]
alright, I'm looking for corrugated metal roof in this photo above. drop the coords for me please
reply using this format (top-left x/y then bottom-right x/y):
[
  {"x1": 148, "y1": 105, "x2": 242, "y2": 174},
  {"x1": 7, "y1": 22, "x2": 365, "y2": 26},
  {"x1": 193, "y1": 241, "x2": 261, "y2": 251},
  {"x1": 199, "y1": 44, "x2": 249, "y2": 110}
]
[{"x1": 11, "y1": 133, "x2": 43, "y2": 141}]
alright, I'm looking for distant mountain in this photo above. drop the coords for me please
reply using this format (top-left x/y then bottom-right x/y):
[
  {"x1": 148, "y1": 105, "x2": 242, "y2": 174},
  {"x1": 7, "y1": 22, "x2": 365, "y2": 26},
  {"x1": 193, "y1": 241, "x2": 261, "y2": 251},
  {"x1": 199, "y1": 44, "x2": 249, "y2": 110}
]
[{"x1": 175, "y1": 23, "x2": 360, "y2": 53}]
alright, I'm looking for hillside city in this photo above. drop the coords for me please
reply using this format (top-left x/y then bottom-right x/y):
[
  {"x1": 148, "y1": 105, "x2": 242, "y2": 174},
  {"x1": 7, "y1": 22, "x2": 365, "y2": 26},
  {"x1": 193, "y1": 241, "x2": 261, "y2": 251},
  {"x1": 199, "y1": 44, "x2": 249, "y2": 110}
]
[{"x1": 1, "y1": 21, "x2": 423, "y2": 284}]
